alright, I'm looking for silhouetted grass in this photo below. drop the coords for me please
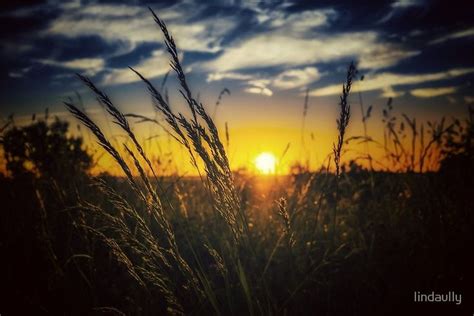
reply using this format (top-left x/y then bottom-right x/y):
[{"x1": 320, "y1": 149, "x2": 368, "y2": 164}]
[{"x1": 1, "y1": 7, "x2": 473, "y2": 316}]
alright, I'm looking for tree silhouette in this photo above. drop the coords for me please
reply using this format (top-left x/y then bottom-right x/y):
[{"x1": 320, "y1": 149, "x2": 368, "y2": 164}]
[{"x1": 1, "y1": 118, "x2": 91, "y2": 180}]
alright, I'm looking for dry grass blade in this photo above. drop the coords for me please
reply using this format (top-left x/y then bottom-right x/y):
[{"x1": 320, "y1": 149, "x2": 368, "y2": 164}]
[
  {"x1": 64, "y1": 102, "x2": 139, "y2": 193},
  {"x1": 139, "y1": 8, "x2": 244, "y2": 242},
  {"x1": 333, "y1": 62, "x2": 357, "y2": 178},
  {"x1": 76, "y1": 73, "x2": 157, "y2": 179},
  {"x1": 331, "y1": 62, "x2": 357, "y2": 243},
  {"x1": 149, "y1": 7, "x2": 198, "y2": 122},
  {"x1": 212, "y1": 88, "x2": 231, "y2": 120}
]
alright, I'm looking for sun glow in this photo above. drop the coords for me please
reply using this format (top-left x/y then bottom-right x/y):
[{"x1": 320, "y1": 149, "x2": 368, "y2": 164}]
[{"x1": 255, "y1": 152, "x2": 277, "y2": 174}]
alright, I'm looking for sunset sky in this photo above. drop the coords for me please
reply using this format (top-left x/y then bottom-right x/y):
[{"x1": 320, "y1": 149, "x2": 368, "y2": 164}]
[{"x1": 1, "y1": 0, "x2": 474, "y2": 174}]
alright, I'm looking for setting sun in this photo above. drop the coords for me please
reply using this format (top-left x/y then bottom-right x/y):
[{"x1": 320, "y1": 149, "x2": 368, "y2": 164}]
[{"x1": 255, "y1": 152, "x2": 277, "y2": 174}]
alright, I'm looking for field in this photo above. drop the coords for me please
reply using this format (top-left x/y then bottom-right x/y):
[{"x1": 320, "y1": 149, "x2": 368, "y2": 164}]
[{"x1": 1, "y1": 8, "x2": 474, "y2": 316}]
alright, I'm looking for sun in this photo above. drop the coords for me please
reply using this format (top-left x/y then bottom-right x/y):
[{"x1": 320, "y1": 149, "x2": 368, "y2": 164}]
[{"x1": 255, "y1": 152, "x2": 277, "y2": 175}]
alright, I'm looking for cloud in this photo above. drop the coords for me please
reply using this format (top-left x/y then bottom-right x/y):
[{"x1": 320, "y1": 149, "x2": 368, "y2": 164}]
[
  {"x1": 267, "y1": 9, "x2": 337, "y2": 32},
  {"x1": 41, "y1": 2, "x2": 237, "y2": 85},
  {"x1": 248, "y1": 79, "x2": 271, "y2": 89},
  {"x1": 8, "y1": 66, "x2": 32, "y2": 79},
  {"x1": 245, "y1": 86, "x2": 273, "y2": 96},
  {"x1": 207, "y1": 66, "x2": 322, "y2": 95},
  {"x1": 245, "y1": 79, "x2": 273, "y2": 96},
  {"x1": 206, "y1": 72, "x2": 254, "y2": 82},
  {"x1": 62, "y1": 58, "x2": 105, "y2": 69},
  {"x1": 410, "y1": 86, "x2": 457, "y2": 98},
  {"x1": 378, "y1": 0, "x2": 424, "y2": 23},
  {"x1": 358, "y1": 48, "x2": 419, "y2": 70},
  {"x1": 429, "y1": 27, "x2": 474, "y2": 45},
  {"x1": 310, "y1": 67, "x2": 474, "y2": 96},
  {"x1": 273, "y1": 67, "x2": 321, "y2": 89},
  {"x1": 243, "y1": 2, "x2": 335, "y2": 31},
  {"x1": 80, "y1": 4, "x2": 144, "y2": 17},
  {"x1": 204, "y1": 31, "x2": 417, "y2": 72},
  {"x1": 382, "y1": 86, "x2": 405, "y2": 98},
  {"x1": 391, "y1": 0, "x2": 424, "y2": 8},
  {"x1": 200, "y1": 4, "x2": 416, "y2": 73},
  {"x1": 45, "y1": 3, "x2": 236, "y2": 54},
  {"x1": 37, "y1": 57, "x2": 105, "y2": 76},
  {"x1": 102, "y1": 50, "x2": 170, "y2": 85}
]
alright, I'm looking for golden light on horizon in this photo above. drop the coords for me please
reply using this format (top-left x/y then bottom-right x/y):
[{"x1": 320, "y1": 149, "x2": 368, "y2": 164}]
[{"x1": 255, "y1": 152, "x2": 277, "y2": 175}]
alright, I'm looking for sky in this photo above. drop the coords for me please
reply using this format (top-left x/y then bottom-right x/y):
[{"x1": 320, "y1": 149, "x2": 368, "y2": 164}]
[{"x1": 1, "y1": 0, "x2": 474, "y2": 174}]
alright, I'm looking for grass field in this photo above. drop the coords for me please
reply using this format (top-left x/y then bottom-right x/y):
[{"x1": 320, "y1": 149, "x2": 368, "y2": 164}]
[{"x1": 1, "y1": 8, "x2": 473, "y2": 316}]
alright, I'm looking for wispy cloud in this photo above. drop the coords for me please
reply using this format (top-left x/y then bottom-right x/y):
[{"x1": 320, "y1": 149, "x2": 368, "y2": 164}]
[
  {"x1": 40, "y1": 3, "x2": 239, "y2": 85},
  {"x1": 45, "y1": 3, "x2": 236, "y2": 54},
  {"x1": 378, "y1": 0, "x2": 424, "y2": 23},
  {"x1": 206, "y1": 72, "x2": 254, "y2": 82},
  {"x1": 204, "y1": 31, "x2": 417, "y2": 72},
  {"x1": 245, "y1": 86, "x2": 273, "y2": 96},
  {"x1": 243, "y1": 2, "x2": 335, "y2": 31},
  {"x1": 264, "y1": 9, "x2": 337, "y2": 32},
  {"x1": 310, "y1": 67, "x2": 474, "y2": 97},
  {"x1": 245, "y1": 79, "x2": 273, "y2": 96},
  {"x1": 391, "y1": 0, "x2": 424, "y2": 8},
  {"x1": 429, "y1": 27, "x2": 474, "y2": 45},
  {"x1": 102, "y1": 50, "x2": 171, "y2": 85},
  {"x1": 382, "y1": 86, "x2": 405, "y2": 98},
  {"x1": 208, "y1": 66, "x2": 322, "y2": 96},
  {"x1": 8, "y1": 66, "x2": 32, "y2": 79},
  {"x1": 200, "y1": 4, "x2": 417, "y2": 74},
  {"x1": 37, "y1": 58, "x2": 105, "y2": 76},
  {"x1": 358, "y1": 48, "x2": 419, "y2": 70},
  {"x1": 273, "y1": 67, "x2": 321, "y2": 90},
  {"x1": 410, "y1": 86, "x2": 457, "y2": 98}
]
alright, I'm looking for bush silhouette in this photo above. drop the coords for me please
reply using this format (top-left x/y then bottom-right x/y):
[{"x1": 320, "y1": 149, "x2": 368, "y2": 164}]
[{"x1": 2, "y1": 118, "x2": 91, "y2": 180}]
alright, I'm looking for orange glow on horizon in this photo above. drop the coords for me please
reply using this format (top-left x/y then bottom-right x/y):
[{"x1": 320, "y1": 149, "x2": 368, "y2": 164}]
[{"x1": 0, "y1": 101, "x2": 450, "y2": 178}]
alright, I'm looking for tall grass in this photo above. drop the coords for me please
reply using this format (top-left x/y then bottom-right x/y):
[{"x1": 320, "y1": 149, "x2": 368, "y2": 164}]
[
  {"x1": 63, "y1": 8, "x2": 259, "y2": 314},
  {"x1": 332, "y1": 62, "x2": 357, "y2": 242},
  {"x1": 3, "y1": 6, "x2": 472, "y2": 316},
  {"x1": 61, "y1": 8, "x2": 368, "y2": 314}
]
